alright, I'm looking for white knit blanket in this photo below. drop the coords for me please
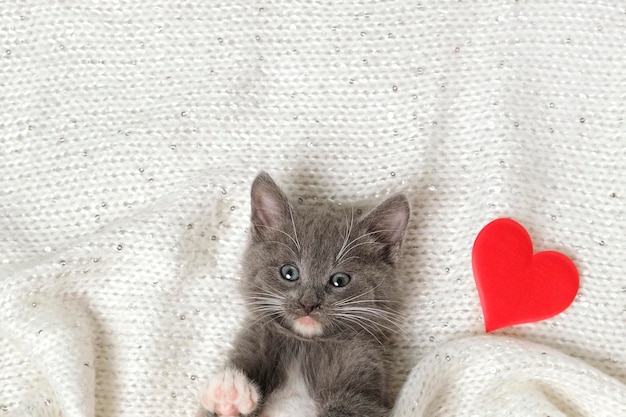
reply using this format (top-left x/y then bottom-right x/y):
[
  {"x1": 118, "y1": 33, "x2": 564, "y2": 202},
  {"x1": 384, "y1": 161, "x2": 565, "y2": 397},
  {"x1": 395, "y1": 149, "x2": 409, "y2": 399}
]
[{"x1": 1, "y1": 1, "x2": 625, "y2": 416}]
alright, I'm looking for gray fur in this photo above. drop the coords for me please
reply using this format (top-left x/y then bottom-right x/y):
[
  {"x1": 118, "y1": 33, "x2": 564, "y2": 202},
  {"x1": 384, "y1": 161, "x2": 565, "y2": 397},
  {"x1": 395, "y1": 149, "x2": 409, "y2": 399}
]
[{"x1": 223, "y1": 172, "x2": 409, "y2": 417}]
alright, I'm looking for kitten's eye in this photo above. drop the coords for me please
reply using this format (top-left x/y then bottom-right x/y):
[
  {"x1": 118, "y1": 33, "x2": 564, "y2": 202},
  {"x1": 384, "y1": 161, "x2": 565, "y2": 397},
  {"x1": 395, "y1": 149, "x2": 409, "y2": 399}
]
[
  {"x1": 329, "y1": 272, "x2": 351, "y2": 288},
  {"x1": 280, "y1": 264, "x2": 300, "y2": 281}
]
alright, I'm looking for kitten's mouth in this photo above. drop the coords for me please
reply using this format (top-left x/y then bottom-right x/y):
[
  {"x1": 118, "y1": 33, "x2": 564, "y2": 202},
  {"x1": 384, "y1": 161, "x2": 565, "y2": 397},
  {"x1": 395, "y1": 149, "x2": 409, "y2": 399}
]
[{"x1": 291, "y1": 315, "x2": 324, "y2": 338}]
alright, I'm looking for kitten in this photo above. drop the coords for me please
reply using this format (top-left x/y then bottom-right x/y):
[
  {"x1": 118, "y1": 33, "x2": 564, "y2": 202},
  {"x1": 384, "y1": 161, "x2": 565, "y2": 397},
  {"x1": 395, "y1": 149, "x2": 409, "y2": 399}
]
[{"x1": 198, "y1": 172, "x2": 410, "y2": 417}]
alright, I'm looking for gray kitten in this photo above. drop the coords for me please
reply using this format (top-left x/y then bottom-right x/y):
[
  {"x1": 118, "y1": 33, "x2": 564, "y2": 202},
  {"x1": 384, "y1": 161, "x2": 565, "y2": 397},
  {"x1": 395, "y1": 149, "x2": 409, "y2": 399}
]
[{"x1": 199, "y1": 172, "x2": 410, "y2": 417}]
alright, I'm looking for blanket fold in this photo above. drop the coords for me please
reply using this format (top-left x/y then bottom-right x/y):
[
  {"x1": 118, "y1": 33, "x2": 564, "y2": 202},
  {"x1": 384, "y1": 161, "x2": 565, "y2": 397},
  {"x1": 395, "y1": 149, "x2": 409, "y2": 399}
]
[{"x1": 393, "y1": 336, "x2": 626, "y2": 417}]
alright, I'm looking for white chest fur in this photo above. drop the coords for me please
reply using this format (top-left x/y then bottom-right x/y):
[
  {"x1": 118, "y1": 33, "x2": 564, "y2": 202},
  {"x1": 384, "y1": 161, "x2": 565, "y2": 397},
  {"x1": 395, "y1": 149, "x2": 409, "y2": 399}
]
[{"x1": 261, "y1": 360, "x2": 318, "y2": 417}]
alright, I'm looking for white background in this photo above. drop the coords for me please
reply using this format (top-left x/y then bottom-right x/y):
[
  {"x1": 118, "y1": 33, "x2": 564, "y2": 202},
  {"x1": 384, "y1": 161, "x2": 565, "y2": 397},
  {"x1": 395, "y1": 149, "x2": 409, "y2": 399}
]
[{"x1": 1, "y1": 1, "x2": 625, "y2": 416}]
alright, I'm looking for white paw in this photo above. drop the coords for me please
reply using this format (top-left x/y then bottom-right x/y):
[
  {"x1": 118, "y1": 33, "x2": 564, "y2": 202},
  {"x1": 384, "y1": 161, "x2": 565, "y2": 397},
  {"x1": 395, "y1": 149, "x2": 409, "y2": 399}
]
[{"x1": 200, "y1": 367, "x2": 260, "y2": 416}]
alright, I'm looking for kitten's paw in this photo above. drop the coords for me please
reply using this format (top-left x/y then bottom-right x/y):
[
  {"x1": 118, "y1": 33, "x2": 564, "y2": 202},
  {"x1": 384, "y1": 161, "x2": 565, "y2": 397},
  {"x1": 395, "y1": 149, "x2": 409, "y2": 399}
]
[{"x1": 200, "y1": 367, "x2": 260, "y2": 416}]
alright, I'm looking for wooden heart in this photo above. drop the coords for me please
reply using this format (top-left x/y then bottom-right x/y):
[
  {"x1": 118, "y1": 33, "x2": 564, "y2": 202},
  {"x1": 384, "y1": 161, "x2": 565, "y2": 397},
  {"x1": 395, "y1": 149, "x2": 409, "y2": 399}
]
[{"x1": 472, "y1": 218, "x2": 579, "y2": 332}]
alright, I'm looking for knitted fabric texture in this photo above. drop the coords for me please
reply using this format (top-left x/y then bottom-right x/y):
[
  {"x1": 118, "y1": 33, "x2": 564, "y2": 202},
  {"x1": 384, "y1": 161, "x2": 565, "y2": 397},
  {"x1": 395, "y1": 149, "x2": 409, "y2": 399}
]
[{"x1": 1, "y1": 1, "x2": 625, "y2": 416}]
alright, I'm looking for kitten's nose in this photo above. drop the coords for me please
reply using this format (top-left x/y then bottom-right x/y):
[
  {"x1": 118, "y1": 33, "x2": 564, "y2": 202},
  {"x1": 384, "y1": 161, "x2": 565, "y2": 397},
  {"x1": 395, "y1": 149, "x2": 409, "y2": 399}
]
[
  {"x1": 300, "y1": 302, "x2": 320, "y2": 315},
  {"x1": 300, "y1": 287, "x2": 321, "y2": 315}
]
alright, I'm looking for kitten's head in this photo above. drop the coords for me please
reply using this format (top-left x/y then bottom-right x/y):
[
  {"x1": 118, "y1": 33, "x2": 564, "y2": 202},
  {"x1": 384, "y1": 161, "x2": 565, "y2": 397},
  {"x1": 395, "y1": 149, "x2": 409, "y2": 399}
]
[{"x1": 241, "y1": 172, "x2": 410, "y2": 341}]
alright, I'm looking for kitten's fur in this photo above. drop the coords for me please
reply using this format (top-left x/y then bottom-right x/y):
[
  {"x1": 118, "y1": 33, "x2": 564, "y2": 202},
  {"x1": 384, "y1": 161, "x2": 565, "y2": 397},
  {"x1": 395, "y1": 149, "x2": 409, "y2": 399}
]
[{"x1": 199, "y1": 172, "x2": 410, "y2": 417}]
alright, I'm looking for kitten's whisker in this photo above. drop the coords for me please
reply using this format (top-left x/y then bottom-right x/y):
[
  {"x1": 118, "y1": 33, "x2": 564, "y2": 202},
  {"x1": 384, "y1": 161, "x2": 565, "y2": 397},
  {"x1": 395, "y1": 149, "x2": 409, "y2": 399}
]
[
  {"x1": 338, "y1": 229, "x2": 388, "y2": 254},
  {"x1": 246, "y1": 294, "x2": 283, "y2": 301},
  {"x1": 338, "y1": 304, "x2": 406, "y2": 321},
  {"x1": 245, "y1": 294, "x2": 285, "y2": 307},
  {"x1": 265, "y1": 240, "x2": 297, "y2": 257},
  {"x1": 337, "y1": 299, "x2": 403, "y2": 306},
  {"x1": 335, "y1": 318, "x2": 366, "y2": 340},
  {"x1": 337, "y1": 228, "x2": 403, "y2": 263},
  {"x1": 349, "y1": 314, "x2": 403, "y2": 337},
  {"x1": 338, "y1": 307, "x2": 408, "y2": 335},
  {"x1": 336, "y1": 304, "x2": 408, "y2": 329},
  {"x1": 336, "y1": 206, "x2": 355, "y2": 261},
  {"x1": 246, "y1": 304, "x2": 284, "y2": 315},
  {"x1": 342, "y1": 229, "x2": 382, "y2": 251},
  {"x1": 332, "y1": 313, "x2": 384, "y2": 346},
  {"x1": 339, "y1": 240, "x2": 385, "y2": 261},
  {"x1": 246, "y1": 308, "x2": 281, "y2": 316},
  {"x1": 337, "y1": 230, "x2": 380, "y2": 263},
  {"x1": 334, "y1": 255, "x2": 362, "y2": 269},
  {"x1": 245, "y1": 300, "x2": 284, "y2": 309},
  {"x1": 240, "y1": 284, "x2": 288, "y2": 333},
  {"x1": 244, "y1": 297, "x2": 284, "y2": 310},
  {"x1": 334, "y1": 289, "x2": 374, "y2": 306},
  {"x1": 246, "y1": 298, "x2": 282, "y2": 305},
  {"x1": 256, "y1": 224, "x2": 300, "y2": 254},
  {"x1": 339, "y1": 304, "x2": 406, "y2": 319},
  {"x1": 240, "y1": 312, "x2": 270, "y2": 330},
  {"x1": 340, "y1": 309, "x2": 407, "y2": 330},
  {"x1": 333, "y1": 277, "x2": 389, "y2": 306},
  {"x1": 287, "y1": 202, "x2": 302, "y2": 252},
  {"x1": 240, "y1": 308, "x2": 282, "y2": 334},
  {"x1": 245, "y1": 291, "x2": 285, "y2": 303},
  {"x1": 246, "y1": 302, "x2": 281, "y2": 309},
  {"x1": 247, "y1": 282, "x2": 287, "y2": 301}
]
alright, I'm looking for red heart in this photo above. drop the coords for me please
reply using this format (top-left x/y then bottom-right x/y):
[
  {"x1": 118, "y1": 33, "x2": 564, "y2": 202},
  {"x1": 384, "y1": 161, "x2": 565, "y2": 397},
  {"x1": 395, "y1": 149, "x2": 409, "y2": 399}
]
[{"x1": 472, "y1": 218, "x2": 579, "y2": 332}]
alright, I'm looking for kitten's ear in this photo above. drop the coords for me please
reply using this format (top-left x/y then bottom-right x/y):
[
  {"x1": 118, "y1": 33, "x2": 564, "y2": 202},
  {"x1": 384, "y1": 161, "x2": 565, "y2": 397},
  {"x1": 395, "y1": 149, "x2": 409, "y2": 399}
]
[
  {"x1": 250, "y1": 172, "x2": 290, "y2": 232},
  {"x1": 360, "y1": 194, "x2": 410, "y2": 262}
]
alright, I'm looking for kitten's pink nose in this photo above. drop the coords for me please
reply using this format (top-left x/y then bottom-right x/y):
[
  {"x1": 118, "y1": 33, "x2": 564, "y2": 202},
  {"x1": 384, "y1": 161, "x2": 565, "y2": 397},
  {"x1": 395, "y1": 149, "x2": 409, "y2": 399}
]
[{"x1": 300, "y1": 302, "x2": 320, "y2": 315}]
